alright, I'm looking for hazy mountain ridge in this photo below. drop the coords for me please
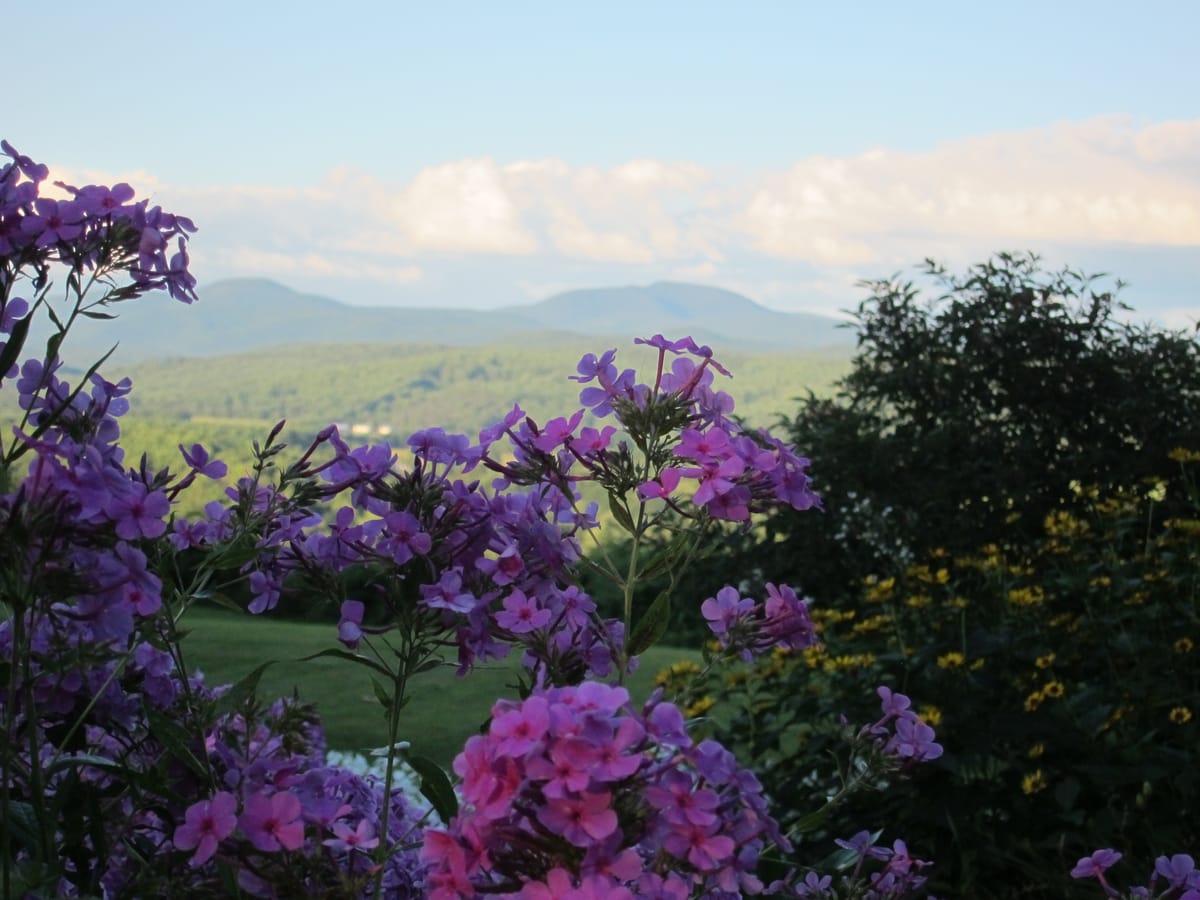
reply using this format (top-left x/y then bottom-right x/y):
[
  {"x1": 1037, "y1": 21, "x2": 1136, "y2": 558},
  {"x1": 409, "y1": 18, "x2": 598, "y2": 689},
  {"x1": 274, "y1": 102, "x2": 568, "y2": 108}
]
[{"x1": 61, "y1": 278, "x2": 855, "y2": 364}]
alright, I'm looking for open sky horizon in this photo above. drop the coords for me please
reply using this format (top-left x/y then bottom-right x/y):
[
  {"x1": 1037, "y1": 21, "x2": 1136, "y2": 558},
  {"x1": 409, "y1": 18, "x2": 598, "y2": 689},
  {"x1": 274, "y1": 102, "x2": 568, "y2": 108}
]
[{"x1": 11, "y1": 1, "x2": 1200, "y2": 327}]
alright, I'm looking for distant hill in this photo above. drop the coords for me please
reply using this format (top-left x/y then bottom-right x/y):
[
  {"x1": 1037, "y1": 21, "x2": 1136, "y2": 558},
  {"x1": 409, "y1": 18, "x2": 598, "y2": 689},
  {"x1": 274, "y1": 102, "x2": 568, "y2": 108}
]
[{"x1": 59, "y1": 278, "x2": 855, "y2": 364}]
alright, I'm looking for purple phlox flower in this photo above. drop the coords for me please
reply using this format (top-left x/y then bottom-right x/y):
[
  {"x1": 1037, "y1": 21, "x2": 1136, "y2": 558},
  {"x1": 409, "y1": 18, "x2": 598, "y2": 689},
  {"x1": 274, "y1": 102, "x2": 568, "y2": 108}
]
[
  {"x1": 675, "y1": 426, "x2": 733, "y2": 464},
  {"x1": 479, "y1": 402, "x2": 525, "y2": 447},
  {"x1": 701, "y1": 586, "x2": 754, "y2": 638},
  {"x1": 569, "y1": 348, "x2": 618, "y2": 383},
  {"x1": 490, "y1": 694, "x2": 551, "y2": 757},
  {"x1": 1156, "y1": 854, "x2": 1197, "y2": 888},
  {"x1": 409, "y1": 427, "x2": 473, "y2": 467},
  {"x1": 240, "y1": 789, "x2": 306, "y2": 853},
  {"x1": 337, "y1": 600, "x2": 365, "y2": 648},
  {"x1": 420, "y1": 570, "x2": 478, "y2": 614},
  {"x1": 97, "y1": 541, "x2": 163, "y2": 616},
  {"x1": 645, "y1": 697, "x2": 692, "y2": 747},
  {"x1": 323, "y1": 818, "x2": 379, "y2": 853},
  {"x1": 690, "y1": 455, "x2": 746, "y2": 508},
  {"x1": 74, "y1": 182, "x2": 136, "y2": 215},
  {"x1": 379, "y1": 509, "x2": 432, "y2": 564},
  {"x1": 877, "y1": 686, "x2": 913, "y2": 718},
  {"x1": 179, "y1": 442, "x2": 227, "y2": 479},
  {"x1": 835, "y1": 830, "x2": 893, "y2": 862},
  {"x1": 1, "y1": 296, "x2": 28, "y2": 334},
  {"x1": 533, "y1": 408, "x2": 585, "y2": 453},
  {"x1": 537, "y1": 789, "x2": 619, "y2": 847},
  {"x1": 2, "y1": 140, "x2": 50, "y2": 182},
  {"x1": 247, "y1": 569, "x2": 283, "y2": 615},
  {"x1": 1070, "y1": 848, "x2": 1123, "y2": 879},
  {"x1": 496, "y1": 589, "x2": 551, "y2": 634},
  {"x1": 476, "y1": 542, "x2": 525, "y2": 585},
  {"x1": 761, "y1": 583, "x2": 818, "y2": 651},
  {"x1": 174, "y1": 791, "x2": 238, "y2": 867},
  {"x1": 574, "y1": 424, "x2": 616, "y2": 456},
  {"x1": 106, "y1": 483, "x2": 170, "y2": 540}
]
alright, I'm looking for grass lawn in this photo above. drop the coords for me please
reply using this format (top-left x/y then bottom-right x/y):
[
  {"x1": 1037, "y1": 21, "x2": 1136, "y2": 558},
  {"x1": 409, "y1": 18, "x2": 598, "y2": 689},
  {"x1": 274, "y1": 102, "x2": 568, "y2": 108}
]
[{"x1": 179, "y1": 605, "x2": 702, "y2": 768}]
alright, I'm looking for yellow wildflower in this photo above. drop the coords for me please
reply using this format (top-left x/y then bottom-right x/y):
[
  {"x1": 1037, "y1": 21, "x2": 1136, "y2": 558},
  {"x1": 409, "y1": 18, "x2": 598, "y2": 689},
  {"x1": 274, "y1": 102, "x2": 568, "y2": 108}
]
[
  {"x1": 969, "y1": 658, "x2": 985, "y2": 671},
  {"x1": 1174, "y1": 638, "x2": 1194, "y2": 655},
  {"x1": 935, "y1": 568, "x2": 950, "y2": 585},
  {"x1": 1022, "y1": 769, "x2": 1048, "y2": 795},
  {"x1": 1042, "y1": 681, "x2": 1065, "y2": 699},
  {"x1": 1024, "y1": 690, "x2": 1044, "y2": 712},
  {"x1": 1145, "y1": 481, "x2": 1167, "y2": 503},
  {"x1": 1088, "y1": 575, "x2": 1111, "y2": 588},
  {"x1": 1035, "y1": 653, "x2": 1056, "y2": 670},
  {"x1": 1008, "y1": 586, "x2": 1045, "y2": 607},
  {"x1": 1170, "y1": 707, "x2": 1193, "y2": 725},
  {"x1": 1168, "y1": 447, "x2": 1200, "y2": 463},
  {"x1": 685, "y1": 696, "x2": 716, "y2": 718},
  {"x1": 918, "y1": 705, "x2": 942, "y2": 727},
  {"x1": 1027, "y1": 742, "x2": 1045, "y2": 759},
  {"x1": 937, "y1": 652, "x2": 965, "y2": 669},
  {"x1": 905, "y1": 594, "x2": 932, "y2": 609}
]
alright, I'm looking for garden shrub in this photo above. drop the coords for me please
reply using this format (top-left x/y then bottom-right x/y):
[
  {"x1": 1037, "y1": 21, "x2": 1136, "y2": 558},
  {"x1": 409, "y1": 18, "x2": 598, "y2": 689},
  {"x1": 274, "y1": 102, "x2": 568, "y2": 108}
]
[{"x1": 692, "y1": 456, "x2": 1199, "y2": 896}]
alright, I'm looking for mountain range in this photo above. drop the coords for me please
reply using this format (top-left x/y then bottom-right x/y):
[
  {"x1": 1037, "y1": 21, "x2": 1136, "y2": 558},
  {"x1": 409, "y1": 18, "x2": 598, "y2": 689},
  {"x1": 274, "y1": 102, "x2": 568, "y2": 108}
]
[{"x1": 59, "y1": 279, "x2": 856, "y2": 364}]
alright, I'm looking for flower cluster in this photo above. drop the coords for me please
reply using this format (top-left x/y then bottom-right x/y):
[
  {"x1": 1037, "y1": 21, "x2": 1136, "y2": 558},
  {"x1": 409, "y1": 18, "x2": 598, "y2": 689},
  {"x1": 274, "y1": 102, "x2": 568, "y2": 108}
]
[
  {"x1": 784, "y1": 830, "x2": 934, "y2": 898},
  {"x1": 862, "y1": 687, "x2": 944, "y2": 765},
  {"x1": 422, "y1": 681, "x2": 787, "y2": 898},
  {"x1": 1071, "y1": 849, "x2": 1200, "y2": 899},
  {"x1": 701, "y1": 582, "x2": 819, "y2": 661}
]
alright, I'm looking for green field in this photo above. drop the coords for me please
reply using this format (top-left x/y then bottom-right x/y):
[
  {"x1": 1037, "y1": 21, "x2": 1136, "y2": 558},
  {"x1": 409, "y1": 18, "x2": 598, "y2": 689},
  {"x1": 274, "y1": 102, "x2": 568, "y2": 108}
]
[{"x1": 179, "y1": 605, "x2": 702, "y2": 768}]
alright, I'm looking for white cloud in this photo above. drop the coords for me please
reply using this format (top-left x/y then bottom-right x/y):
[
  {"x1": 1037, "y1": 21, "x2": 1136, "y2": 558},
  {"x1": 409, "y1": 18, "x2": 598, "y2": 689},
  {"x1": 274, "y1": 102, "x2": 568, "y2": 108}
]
[{"x1": 739, "y1": 116, "x2": 1200, "y2": 263}]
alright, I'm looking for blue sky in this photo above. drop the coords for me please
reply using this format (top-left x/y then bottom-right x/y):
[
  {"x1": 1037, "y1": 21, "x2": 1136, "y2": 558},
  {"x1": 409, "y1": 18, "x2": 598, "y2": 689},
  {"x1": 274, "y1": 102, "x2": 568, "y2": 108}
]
[{"x1": 12, "y1": 1, "x2": 1200, "y2": 325}]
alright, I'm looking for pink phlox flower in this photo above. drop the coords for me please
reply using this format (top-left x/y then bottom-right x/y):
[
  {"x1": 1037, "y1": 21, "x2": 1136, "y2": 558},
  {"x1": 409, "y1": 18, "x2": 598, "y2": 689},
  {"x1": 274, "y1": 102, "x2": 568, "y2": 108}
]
[
  {"x1": 536, "y1": 789, "x2": 618, "y2": 847},
  {"x1": 690, "y1": 455, "x2": 746, "y2": 507},
  {"x1": 761, "y1": 583, "x2": 818, "y2": 651},
  {"x1": 675, "y1": 426, "x2": 732, "y2": 464},
  {"x1": 240, "y1": 789, "x2": 305, "y2": 853},
  {"x1": 496, "y1": 589, "x2": 551, "y2": 634},
  {"x1": 490, "y1": 695, "x2": 551, "y2": 757},
  {"x1": 421, "y1": 829, "x2": 479, "y2": 899},
  {"x1": 532, "y1": 408, "x2": 585, "y2": 453},
  {"x1": 589, "y1": 717, "x2": 645, "y2": 781},
  {"x1": 526, "y1": 738, "x2": 596, "y2": 798},
  {"x1": 663, "y1": 820, "x2": 735, "y2": 872},
  {"x1": 637, "y1": 466, "x2": 685, "y2": 501},
  {"x1": 323, "y1": 818, "x2": 379, "y2": 853},
  {"x1": 518, "y1": 868, "x2": 634, "y2": 900},
  {"x1": 575, "y1": 425, "x2": 617, "y2": 455},
  {"x1": 478, "y1": 543, "x2": 525, "y2": 586},
  {"x1": 174, "y1": 790, "x2": 238, "y2": 867}
]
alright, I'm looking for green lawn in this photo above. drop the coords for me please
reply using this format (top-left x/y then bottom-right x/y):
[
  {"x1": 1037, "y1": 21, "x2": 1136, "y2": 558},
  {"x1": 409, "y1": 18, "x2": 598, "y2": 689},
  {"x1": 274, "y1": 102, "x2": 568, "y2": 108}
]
[{"x1": 179, "y1": 605, "x2": 701, "y2": 768}]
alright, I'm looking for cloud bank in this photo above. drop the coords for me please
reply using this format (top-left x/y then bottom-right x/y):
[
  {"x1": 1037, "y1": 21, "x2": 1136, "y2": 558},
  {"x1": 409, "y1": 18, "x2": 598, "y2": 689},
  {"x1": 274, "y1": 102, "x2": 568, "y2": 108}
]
[{"x1": 47, "y1": 116, "x2": 1200, "y2": 322}]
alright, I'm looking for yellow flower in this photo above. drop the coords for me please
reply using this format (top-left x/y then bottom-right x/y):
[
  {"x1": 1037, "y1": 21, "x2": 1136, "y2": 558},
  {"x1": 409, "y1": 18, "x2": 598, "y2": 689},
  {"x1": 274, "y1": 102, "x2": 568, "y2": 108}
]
[
  {"x1": 1088, "y1": 575, "x2": 1111, "y2": 588},
  {"x1": 918, "y1": 705, "x2": 942, "y2": 727},
  {"x1": 1145, "y1": 481, "x2": 1167, "y2": 503},
  {"x1": 937, "y1": 652, "x2": 966, "y2": 669},
  {"x1": 947, "y1": 596, "x2": 970, "y2": 609},
  {"x1": 864, "y1": 576, "x2": 896, "y2": 603},
  {"x1": 1170, "y1": 706, "x2": 1193, "y2": 725},
  {"x1": 1042, "y1": 681, "x2": 1065, "y2": 699},
  {"x1": 905, "y1": 594, "x2": 932, "y2": 609},
  {"x1": 1008, "y1": 586, "x2": 1045, "y2": 607},
  {"x1": 935, "y1": 568, "x2": 950, "y2": 585},
  {"x1": 969, "y1": 658, "x2": 985, "y2": 671},
  {"x1": 1035, "y1": 653, "x2": 1056, "y2": 670},
  {"x1": 1175, "y1": 638, "x2": 1194, "y2": 655},
  {"x1": 1168, "y1": 447, "x2": 1200, "y2": 463},
  {"x1": 1024, "y1": 690, "x2": 1044, "y2": 712},
  {"x1": 851, "y1": 614, "x2": 891, "y2": 635},
  {"x1": 1027, "y1": 742, "x2": 1045, "y2": 759},
  {"x1": 1022, "y1": 769, "x2": 1048, "y2": 795},
  {"x1": 685, "y1": 696, "x2": 716, "y2": 718},
  {"x1": 1165, "y1": 518, "x2": 1200, "y2": 535}
]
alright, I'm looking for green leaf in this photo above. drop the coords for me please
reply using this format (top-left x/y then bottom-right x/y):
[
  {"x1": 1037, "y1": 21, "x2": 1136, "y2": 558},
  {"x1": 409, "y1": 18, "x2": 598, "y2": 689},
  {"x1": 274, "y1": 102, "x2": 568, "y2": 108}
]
[
  {"x1": 607, "y1": 493, "x2": 636, "y2": 535},
  {"x1": 4, "y1": 800, "x2": 42, "y2": 857},
  {"x1": 0, "y1": 311, "x2": 31, "y2": 377},
  {"x1": 405, "y1": 753, "x2": 459, "y2": 824},
  {"x1": 627, "y1": 589, "x2": 671, "y2": 656},
  {"x1": 44, "y1": 753, "x2": 128, "y2": 779},
  {"x1": 146, "y1": 709, "x2": 209, "y2": 777},
  {"x1": 297, "y1": 647, "x2": 393, "y2": 679},
  {"x1": 212, "y1": 660, "x2": 275, "y2": 717},
  {"x1": 370, "y1": 676, "x2": 393, "y2": 710}
]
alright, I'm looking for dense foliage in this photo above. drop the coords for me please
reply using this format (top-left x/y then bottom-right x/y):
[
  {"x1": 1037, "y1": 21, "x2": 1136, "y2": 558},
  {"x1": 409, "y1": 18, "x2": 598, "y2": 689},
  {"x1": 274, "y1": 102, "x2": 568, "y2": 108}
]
[{"x1": 674, "y1": 254, "x2": 1200, "y2": 897}]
